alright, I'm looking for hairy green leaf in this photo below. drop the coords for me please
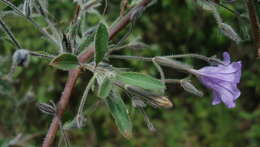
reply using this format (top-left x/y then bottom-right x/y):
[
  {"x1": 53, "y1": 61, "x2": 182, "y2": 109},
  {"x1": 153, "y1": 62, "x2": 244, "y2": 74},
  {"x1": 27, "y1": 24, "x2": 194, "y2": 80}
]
[
  {"x1": 49, "y1": 53, "x2": 79, "y2": 70},
  {"x1": 105, "y1": 89, "x2": 132, "y2": 139},
  {"x1": 98, "y1": 77, "x2": 113, "y2": 99},
  {"x1": 95, "y1": 23, "x2": 109, "y2": 65},
  {"x1": 116, "y1": 72, "x2": 165, "y2": 91}
]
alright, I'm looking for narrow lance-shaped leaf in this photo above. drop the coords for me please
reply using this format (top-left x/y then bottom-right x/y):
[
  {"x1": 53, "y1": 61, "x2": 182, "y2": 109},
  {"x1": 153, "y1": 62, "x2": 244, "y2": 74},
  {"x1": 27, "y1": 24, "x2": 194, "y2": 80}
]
[
  {"x1": 95, "y1": 23, "x2": 109, "y2": 65},
  {"x1": 49, "y1": 53, "x2": 79, "y2": 70},
  {"x1": 98, "y1": 77, "x2": 113, "y2": 99},
  {"x1": 105, "y1": 89, "x2": 132, "y2": 139},
  {"x1": 116, "y1": 72, "x2": 165, "y2": 91}
]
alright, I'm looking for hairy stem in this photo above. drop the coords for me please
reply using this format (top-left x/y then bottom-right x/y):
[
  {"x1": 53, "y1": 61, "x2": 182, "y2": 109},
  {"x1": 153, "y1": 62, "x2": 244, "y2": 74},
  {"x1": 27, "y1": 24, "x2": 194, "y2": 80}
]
[
  {"x1": 76, "y1": 74, "x2": 96, "y2": 127},
  {"x1": 42, "y1": 0, "x2": 152, "y2": 146},
  {"x1": 109, "y1": 53, "x2": 225, "y2": 65},
  {"x1": 0, "y1": 17, "x2": 22, "y2": 48}
]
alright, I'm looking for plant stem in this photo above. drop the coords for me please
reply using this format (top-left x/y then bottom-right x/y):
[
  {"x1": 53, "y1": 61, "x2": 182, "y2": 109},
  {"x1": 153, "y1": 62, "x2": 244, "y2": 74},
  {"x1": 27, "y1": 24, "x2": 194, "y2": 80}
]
[
  {"x1": 29, "y1": 51, "x2": 55, "y2": 59},
  {"x1": 246, "y1": 0, "x2": 260, "y2": 58},
  {"x1": 164, "y1": 79, "x2": 181, "y2": 83},
  {"x1": 0, "y1": 17, "x2": 22, "y2": 48},
  {"x1": 77, "y1": 74, "x2": 96, "y2": 120},
  {"x1": 42, "y1": 0, "x2": 152, "y2": 146},
  {"x1": 109, "y1": 55, "x2": 152, "y2": 61},
  {"x1": 109, "y1": 53, "x2": 225, "y2": 65}
]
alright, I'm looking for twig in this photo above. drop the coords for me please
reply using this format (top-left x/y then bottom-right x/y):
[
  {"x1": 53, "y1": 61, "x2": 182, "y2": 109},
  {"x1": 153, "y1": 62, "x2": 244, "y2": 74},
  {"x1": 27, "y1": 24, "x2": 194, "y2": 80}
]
[
  {"x1": 29, "y1": 51, "x2": 55, "y2": 59},
  {"x1": 109, "y1": 53, "x2": 226, "y2": 65},
  {"x1": 0, "y1": 16, "x2": 22, "y2": 48},
  {"x1": 42, "y1": 0, "x2": 152, "y2": 146},
  {"x1": 246, "y1": 0, "x2": 260, "y2": 58},
  {"x1": 76, "y1": 74, "x2": 96, "y2": 128},
  {"x1": 164, "y1": 79, "x2": 181, "y2": 83}
]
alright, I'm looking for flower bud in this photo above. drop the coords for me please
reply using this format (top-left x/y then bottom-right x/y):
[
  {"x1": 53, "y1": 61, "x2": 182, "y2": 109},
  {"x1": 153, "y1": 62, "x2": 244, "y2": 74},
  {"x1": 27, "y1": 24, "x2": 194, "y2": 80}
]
[
  {"x1": 37, "y1": 102, "x2": 56, "y2": 116},
  {"x1": 219, "y1": 23, "x2": 241, "y2": 43},
  {"x1": 125, "y1": 85, "x2": 173, "y2": 109},
  {"x1": 12, "y1": 49, "x2": 30, "y2": 67},
  {"x1": 180, "y1": 79, "x2": 204, "y2": 97}
]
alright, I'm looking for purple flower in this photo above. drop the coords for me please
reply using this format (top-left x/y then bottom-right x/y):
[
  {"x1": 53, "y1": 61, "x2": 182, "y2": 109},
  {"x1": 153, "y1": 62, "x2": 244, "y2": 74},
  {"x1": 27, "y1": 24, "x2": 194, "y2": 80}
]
[{"x1": 194, "y1": 52, "x2": 242, "y2": 108}]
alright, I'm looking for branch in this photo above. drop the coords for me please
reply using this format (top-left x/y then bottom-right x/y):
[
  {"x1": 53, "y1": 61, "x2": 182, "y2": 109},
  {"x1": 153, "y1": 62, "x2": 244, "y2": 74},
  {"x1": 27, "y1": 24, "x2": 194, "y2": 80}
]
[
  {"x1": 246, "y1": 0, "x2": 260, "y2": 58},
  {"x1": 42, "y1": 0, "x2": 152, "y2": 146}
]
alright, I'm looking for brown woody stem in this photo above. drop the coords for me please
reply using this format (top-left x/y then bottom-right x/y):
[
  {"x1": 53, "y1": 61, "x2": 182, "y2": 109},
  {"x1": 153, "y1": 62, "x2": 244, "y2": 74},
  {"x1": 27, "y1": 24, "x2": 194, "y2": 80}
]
[
  {"x1": 42, "y1": 0, "x2": 151, "y2": 146},
  {"x1": 246, "y1": 0, "x2": 260, "y2": 58}
]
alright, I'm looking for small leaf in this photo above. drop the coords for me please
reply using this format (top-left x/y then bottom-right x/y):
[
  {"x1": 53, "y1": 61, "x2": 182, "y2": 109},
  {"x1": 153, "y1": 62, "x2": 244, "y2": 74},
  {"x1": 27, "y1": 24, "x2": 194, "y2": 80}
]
[
  {"x1": 116, "y1": 72, "x2": 165, "y2": 91},
  {"x1": 63, "y1": 119, "x2": 78, "y2": 130},
  {"x1": 105, "y1": 89, "x2": 132, "y2": 139},
  {"x1": 49, "y1": 53, "x2": 79, "y2": 70},
  {"x1": 95, "y1": 23, "x2": 109, "y2": 65},
  {"x1": 98, "y1": 77, "x2": 113, "y2": 99}
]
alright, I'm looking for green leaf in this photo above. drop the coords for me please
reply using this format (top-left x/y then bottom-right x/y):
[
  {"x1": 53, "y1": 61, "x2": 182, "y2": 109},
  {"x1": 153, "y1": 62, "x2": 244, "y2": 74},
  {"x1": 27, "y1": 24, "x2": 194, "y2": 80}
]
[
  {"x1": 98, "y1": 77, "x2": 113, "y2": 99},
  {"x1": 116, "y1": 72, "x2": 165, "y2": 91},
  {"x1": 95, "y1": 23, "x2": 109, "y2": 65},
  {"x1": 105, "y1": 89, "x2": 132, "y2": 139},
  {"x1": 49, "y1": 53, "x2": 79, "y2": 70}
]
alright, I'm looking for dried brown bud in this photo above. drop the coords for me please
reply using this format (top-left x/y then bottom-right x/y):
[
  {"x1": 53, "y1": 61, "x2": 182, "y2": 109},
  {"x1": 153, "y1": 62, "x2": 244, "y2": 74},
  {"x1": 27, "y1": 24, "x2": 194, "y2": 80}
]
[
  {"x1": 125, "y1": 85, "x2": 173, "y2": 109},
  {"x1": 151, "y1": 96, "x2": 173, "y2": 108}
]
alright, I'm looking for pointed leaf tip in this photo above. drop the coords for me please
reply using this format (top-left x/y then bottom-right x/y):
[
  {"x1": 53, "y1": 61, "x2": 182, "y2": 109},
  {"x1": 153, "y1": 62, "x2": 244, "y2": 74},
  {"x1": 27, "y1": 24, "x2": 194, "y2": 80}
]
[
  {"x1": 116, "y1": 72, "x2": 165, "y2": 91},
  {"x1": 105, "y1": 89, "x2": 133, "y2": 139},
  {"x1": 95, "y1": 23, "x2": 109, "y2": 65},
  {"x1": 49, "y1": 53, "x2": 79, "y2": 70}
]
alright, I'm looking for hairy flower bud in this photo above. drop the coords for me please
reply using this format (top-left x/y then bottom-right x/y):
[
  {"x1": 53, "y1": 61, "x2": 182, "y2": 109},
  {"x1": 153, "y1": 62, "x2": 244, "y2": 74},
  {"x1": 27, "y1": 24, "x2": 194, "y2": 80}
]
[
  {"x1": 180, "y1": 79, "x2": 204, "y2": 97},
  {"x1": 219, "y1": 23, "x2": 241, "y2": 43},
  {"x1": 12, "y1": 49, "x2": 30, "y2": 67}
]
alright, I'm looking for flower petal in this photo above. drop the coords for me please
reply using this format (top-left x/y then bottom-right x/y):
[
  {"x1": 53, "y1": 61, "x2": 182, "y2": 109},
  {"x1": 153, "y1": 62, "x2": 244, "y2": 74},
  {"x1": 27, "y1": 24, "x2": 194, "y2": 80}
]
[
  {"x1": 199, "y1": 76, "x2": 238, "y2": 108},
  {"x1": 212, "y1": 92, "x2": 222, "y2": 105},
  {"x1": 223, "y1": 52, "x2": 231, "y2": 64},
  {"x1": 198, "y1": 61, "x2": 241, "y2": 83},
  {"x1": 217, "y1": 87, "x2": 236, "y2": 108}
]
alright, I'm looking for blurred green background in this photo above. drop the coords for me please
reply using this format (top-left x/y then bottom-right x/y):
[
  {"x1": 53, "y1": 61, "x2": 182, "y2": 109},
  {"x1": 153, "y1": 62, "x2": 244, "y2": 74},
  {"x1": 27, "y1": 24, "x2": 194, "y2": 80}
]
[{"x1": 0, "y1": 0, "x2": 260, "y2": 146}]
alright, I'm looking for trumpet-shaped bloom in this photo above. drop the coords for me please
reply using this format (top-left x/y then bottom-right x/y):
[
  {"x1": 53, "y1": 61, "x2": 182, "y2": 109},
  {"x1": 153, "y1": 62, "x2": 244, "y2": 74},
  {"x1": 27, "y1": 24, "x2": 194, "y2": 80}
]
[{"x1": 195, "y1": 52, "x2": 242, "y2": 108}]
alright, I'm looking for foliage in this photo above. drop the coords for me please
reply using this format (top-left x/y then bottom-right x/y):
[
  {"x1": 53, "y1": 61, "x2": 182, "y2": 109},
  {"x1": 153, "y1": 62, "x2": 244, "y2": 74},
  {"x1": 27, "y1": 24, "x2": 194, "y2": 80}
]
[{"x1": 0, "y1": 0, "x2": 259, "y2": 146}]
